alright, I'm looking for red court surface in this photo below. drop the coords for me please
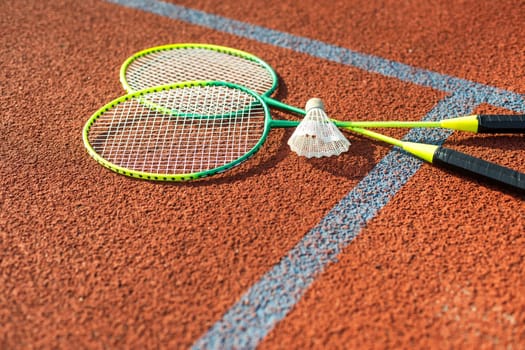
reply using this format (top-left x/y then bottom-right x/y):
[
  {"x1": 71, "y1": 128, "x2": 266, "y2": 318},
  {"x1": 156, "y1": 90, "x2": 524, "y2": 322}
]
[{"x1": 2, "y1": 0, "x2": 524, "y2": 348}]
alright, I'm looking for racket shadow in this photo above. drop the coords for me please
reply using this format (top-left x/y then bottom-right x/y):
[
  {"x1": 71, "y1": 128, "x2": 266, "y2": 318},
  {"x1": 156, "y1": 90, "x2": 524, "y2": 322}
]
[
  {"x1": 431, "y1": 163, "x2": 525, "y2": 198},
  {"x1": 444, "y1": 134, "x2": 525, "y2": 152},
  {"x1": 160, "y1": 131, "x2": 376, "y2": 185}
]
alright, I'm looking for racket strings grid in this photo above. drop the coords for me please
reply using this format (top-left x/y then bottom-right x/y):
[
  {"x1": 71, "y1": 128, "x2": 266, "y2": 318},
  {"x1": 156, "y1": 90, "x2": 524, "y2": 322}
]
[
  {"x1": 287, "y1": 98, "x2": 350, "y2": 158},
  {"x1": 85, "y1": 83, "x2": 267, "y2": 179},
  {"x1": 124, "y1": 47, "x2": 275, "y2": 95}
]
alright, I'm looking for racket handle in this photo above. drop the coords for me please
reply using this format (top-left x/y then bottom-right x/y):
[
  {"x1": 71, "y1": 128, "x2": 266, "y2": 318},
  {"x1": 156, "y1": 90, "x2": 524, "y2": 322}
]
[
  {"x1": 432, "y1": 147, "x2": 525, "y2": 191},
  {"x1": 477, "y1": 114, "x2": 525, "y2": 133}
]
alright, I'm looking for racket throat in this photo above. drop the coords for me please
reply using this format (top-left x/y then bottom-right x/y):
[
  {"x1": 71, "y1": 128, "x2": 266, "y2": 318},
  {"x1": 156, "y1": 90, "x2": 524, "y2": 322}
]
[
  {"x1": 265, "y1": 98, "x2": 306, "y2": 116},
  {"x1": 270, "y1": 119, "x2": 300, "y2": 128}
]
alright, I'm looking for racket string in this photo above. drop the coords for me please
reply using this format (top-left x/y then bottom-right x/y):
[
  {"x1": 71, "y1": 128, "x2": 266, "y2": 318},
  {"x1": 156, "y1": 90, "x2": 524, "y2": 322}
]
[
  {"x1": 126, "y1": 48, "x2": 274, "y2": 95},
  {"x1": 88, "y1": 85, "x2": 266, "y2": 175}
]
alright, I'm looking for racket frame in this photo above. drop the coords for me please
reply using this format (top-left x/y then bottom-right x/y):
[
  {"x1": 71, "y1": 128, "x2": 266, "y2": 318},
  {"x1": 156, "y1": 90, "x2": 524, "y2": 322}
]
[
  {"x1": 83, "y1": 81, "x2": 275, "y2": 181},
  {"x1": 120, "y1": 43, "x2": 280, "y2": 97}
]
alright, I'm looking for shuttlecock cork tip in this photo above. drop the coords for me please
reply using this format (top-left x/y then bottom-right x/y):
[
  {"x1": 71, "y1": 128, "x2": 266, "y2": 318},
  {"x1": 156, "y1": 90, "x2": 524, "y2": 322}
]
[{"x1": 305, "y1": 97, "x2": 324, "y2": 112}]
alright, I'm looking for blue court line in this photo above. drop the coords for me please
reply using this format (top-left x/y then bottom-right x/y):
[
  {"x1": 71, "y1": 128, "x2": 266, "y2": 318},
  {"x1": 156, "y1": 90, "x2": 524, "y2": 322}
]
[{"x1": 104, "y1": 0, "x2": 525, "y2": 348}]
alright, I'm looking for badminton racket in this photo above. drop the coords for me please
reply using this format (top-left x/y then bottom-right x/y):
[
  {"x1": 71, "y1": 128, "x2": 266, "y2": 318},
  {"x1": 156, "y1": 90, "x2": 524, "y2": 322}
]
[
  {"x1": 83, "y1": 80, "x2": 525, "y2": 190},
  {"x1": 120, "y1": 43, "x2": 525, "y2": 134}
]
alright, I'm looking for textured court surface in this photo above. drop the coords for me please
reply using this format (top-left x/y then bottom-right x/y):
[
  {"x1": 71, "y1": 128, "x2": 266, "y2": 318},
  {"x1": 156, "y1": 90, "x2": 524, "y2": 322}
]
[{"x1": 2, "y1": 1, "x2": 525, "y2": 348}]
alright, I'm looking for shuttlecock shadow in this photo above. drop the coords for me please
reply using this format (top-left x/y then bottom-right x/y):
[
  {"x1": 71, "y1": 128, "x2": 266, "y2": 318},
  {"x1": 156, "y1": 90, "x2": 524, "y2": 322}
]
[{"x1": 302, "y1": 135, "x2": 379, "y2": 180}]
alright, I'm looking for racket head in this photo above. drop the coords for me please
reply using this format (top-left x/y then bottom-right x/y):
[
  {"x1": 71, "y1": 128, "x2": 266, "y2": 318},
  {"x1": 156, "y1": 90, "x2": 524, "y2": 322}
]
[
  {"x1": 83, "y1": 81, "x2": 272, "y2": 181},
  {"x1": 120, "y1": 43, "x2": 279, "y2": 98}
]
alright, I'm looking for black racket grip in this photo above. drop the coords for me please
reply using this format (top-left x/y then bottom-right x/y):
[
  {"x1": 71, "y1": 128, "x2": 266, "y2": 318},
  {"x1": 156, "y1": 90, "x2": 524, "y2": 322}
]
[
  {"x1": 477, "y1": 114, "x2": 525, "y2": 133},
  {"x1": 433, "y1": 147, "x2": 525, "y2": 191}
]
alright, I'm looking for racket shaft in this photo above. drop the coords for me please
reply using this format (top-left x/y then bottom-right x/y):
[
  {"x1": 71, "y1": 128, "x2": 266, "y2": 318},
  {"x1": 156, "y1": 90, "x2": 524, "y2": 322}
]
[
  {"x1": 432, "y1": 147, "x2": 525, "y2": 191},
  {"x1": 477, "y1": 114, "x2": 525, "y2": 133},
  {"x1": 339, "y1": 115, "x2": 525, "y2": 133}
]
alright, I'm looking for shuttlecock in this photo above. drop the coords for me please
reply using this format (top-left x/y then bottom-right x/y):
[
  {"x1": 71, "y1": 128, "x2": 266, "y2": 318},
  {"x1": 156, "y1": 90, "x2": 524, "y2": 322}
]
[{"x1": 287, "y1": 98, "x2": 350, "y2": 158}]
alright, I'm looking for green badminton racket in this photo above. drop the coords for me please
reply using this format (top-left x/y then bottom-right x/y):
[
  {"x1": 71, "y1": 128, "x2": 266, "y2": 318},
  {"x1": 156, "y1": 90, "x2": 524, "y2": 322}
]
[
  {"x1": 120, "y1": 43, "x2": 525, "y2": 134},
  {"x1": 83, "y1": 80, "x2": 525, "y2": 190}
]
